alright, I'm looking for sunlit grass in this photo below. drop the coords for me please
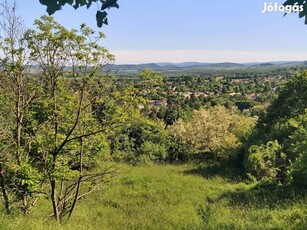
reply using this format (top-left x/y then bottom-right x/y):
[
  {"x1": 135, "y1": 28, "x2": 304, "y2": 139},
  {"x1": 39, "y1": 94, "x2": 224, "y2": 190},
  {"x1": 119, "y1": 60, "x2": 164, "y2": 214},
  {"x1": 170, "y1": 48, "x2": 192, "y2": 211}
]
[{"x1": 1, "y1": 163, "x2": 307, "y2": 229}]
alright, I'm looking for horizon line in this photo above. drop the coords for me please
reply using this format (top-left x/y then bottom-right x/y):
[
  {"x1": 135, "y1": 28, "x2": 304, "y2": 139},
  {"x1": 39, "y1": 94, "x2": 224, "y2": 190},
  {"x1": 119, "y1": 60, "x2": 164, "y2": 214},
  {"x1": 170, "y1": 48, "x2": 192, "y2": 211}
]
[
  {"x1": 111, "y1": 60, "x2": 306, "y2": 65},
  {"x1": 109, "y1": 49, "x2": 307, "y2": 65}
]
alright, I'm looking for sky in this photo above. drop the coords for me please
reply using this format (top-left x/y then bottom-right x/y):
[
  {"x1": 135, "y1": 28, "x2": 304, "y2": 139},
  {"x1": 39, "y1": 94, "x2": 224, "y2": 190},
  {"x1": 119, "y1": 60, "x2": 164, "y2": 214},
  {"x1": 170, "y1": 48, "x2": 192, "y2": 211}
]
[{"x1": 7, "y1": 0, "x2": 307, "y2": 64}]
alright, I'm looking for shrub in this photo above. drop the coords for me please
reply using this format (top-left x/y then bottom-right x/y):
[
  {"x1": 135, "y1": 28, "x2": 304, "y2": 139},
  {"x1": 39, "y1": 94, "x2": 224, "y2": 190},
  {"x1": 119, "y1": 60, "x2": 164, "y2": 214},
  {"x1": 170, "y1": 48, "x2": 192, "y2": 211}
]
[
  {"x1": 169, "y1": 106, "x2": 256, "y2": 160},
  {"x1": 288, "y1": 111, "x2": 307, "y2": 188},
  {"x1": 110, "y1": 117, "x2": 169, "y2": 164},
  {"x1": 245, "y1": 141, "x2": 286, "y2": 181}
]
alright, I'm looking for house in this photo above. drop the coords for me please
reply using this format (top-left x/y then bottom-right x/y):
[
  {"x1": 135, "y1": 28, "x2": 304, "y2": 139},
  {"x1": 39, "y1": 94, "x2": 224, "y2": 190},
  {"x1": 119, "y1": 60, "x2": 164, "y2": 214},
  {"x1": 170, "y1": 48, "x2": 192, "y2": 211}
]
[
  {"x1": 245, "y1": 93, "x2": 260, "y2": 100},
  {"x1": 147, "y1": 99, "x2": 168, "y2": 107}
]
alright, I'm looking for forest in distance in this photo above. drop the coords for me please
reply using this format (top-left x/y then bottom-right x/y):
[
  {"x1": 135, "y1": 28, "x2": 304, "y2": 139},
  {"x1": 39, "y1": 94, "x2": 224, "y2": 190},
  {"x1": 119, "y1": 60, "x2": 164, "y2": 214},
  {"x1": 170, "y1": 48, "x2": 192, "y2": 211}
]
[{"x1": 1, "y1": 2, "x2": 307, "y2": 230}]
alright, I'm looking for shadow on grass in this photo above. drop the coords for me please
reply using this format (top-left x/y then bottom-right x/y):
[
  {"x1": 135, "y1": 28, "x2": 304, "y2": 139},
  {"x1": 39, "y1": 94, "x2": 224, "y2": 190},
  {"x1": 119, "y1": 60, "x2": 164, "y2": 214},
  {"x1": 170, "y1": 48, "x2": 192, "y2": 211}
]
[
  {"x1": 183, "y1": 160, "x2": 245, "y2": 182},
  {"x1": 197, "y1": 185, "x2": 307, "y2": 229},
  {"x1": 188, "y1": 161, "x2": 307, "y2": 209},
  {"x1": 219, "y1": 184, "x2": 307, "y2": 210}
]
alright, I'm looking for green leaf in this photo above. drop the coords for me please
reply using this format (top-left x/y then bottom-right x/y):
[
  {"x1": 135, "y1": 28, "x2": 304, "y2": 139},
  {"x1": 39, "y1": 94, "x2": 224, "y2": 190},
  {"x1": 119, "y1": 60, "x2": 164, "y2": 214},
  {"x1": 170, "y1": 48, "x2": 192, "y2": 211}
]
[
  {"x1": 39, "y1": 0, "x2": 119, "y2": 27},
  {"x1": 101, "y1": 0, "x2": 119, "y2": 11},
  {"x1": 283, "y1": 0, "x2": 307, "y2": 24},
  {"x1": 39, "y1": 0, "x2": 61, "y2": 15},
  {"x1": 96, "y1": 11, "x2": 108, "y2": 27}
]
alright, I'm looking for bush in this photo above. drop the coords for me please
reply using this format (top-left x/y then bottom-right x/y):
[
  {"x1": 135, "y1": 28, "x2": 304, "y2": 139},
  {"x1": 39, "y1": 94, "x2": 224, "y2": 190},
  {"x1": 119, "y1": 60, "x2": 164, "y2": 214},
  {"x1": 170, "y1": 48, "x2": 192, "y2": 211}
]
[
  {"x1": 168, "y1": 106, "x2": 256, "y2": 160},
  {"x1": 110, "y1": 117, "x2": 169, "y2": 164},
  {"x1": 288, "y1": 111, "x2": 307, "y2": 188},
  {"x1": 244, "y1": 72, "x2": 307, "y2": 185},
  {"x1": 167, "y1": 137, "x2": 188, "y2": 162},
  {"x1": 245, "y1": 140, "x2": 286, "y2": 181}
]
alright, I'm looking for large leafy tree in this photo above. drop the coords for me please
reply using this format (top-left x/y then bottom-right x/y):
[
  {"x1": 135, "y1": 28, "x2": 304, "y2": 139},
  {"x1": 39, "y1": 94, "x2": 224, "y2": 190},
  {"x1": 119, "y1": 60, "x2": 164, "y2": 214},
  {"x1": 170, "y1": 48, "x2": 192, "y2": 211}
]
[
  {"x1": 39, "y1": 0, "x2": 119, "y2": 27},
  {"x1": 24, "y1": 16, "x2": 117, "y2": 221}
]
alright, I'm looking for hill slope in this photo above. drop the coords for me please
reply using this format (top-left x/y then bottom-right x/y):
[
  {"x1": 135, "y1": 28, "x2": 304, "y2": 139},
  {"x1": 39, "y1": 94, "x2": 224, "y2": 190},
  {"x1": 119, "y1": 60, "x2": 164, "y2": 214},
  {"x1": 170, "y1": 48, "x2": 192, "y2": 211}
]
[{"x1": 1, "y1": 164, "x2": 306, "y2": 229}]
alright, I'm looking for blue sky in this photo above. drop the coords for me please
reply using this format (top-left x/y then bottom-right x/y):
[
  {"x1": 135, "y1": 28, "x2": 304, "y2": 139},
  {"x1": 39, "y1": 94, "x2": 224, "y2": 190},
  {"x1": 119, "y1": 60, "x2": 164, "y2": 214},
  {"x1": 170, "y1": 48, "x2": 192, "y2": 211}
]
[{"x1": 9, "y1": 0, "x2": 307, "y2": 64}]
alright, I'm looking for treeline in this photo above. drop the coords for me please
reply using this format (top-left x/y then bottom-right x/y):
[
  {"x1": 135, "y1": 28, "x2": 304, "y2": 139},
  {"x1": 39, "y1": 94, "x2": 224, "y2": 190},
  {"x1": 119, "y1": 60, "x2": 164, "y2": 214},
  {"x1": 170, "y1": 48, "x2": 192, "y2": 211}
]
[{"x1": 117, "y1": 64, "x2": 301, "y2": 80}]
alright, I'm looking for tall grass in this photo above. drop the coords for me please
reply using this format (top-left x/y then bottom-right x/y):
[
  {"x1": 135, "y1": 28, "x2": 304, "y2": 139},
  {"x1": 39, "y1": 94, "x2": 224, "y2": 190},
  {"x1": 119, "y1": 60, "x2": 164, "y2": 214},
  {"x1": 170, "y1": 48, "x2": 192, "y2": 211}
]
[{"x1": 1, "y1": 163, "x2": 306, "y2": 229}]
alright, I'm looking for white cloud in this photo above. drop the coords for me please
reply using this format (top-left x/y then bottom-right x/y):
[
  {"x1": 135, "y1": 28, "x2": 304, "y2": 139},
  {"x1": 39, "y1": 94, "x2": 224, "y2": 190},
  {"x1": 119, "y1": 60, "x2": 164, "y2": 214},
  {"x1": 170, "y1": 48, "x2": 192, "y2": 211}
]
[{"x1": 110, "y1": 49, "x2": 307, "y2": 64}]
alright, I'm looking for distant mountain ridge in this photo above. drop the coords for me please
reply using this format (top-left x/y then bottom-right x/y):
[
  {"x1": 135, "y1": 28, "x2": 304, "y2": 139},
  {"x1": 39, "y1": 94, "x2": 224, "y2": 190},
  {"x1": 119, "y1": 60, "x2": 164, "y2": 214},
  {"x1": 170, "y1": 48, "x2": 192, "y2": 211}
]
[{"x1": 108, "y1": 60, "x2": 307, "y2": 72}]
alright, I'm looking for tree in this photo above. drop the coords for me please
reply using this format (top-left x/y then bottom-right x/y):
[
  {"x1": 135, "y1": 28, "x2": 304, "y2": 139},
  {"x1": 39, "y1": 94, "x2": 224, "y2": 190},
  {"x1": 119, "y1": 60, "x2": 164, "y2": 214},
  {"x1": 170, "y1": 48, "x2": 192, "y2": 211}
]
[
  {"x1": 0, "y1": 1, "x2": 43, "y2": 213},
  {"x1": 250, "y1": 71, "x2": 307, "y2": 147},
  {"x1": 244, "y1": 71, "x2": 307, "y2": 184},
  {"x1": 23, "y1": 16, "x2": 116, "y2": 222},
  {"x1": 288, "y1": 110, "x2": 307, "y2": 187},
  {"x1": 169, "y1": 106, "x2": 256, "y2": 160},
  {"x1": 164, "y1": 108, "x2": 179, "y2": 128},
  {"x1": 110, "y1": 113, "x2": 169, "y2": 164},
  {"x1": 39, "y1": 0, "x2": 119, "y2": 27},
  {"x1": 137, "y1": 69, "x2": 164, "y2": 96}
]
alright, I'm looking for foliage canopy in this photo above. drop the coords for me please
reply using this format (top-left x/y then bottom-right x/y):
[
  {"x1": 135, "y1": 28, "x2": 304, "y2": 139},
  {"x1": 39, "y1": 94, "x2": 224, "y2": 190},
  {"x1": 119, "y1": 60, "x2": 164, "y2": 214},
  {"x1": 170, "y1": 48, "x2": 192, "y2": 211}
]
[
  {"x1": 39, "y1": 0, "x2": 119, "y2": 27},
  {"x1": 38, "y1": 1, "x2": 307, "y2": 27}
]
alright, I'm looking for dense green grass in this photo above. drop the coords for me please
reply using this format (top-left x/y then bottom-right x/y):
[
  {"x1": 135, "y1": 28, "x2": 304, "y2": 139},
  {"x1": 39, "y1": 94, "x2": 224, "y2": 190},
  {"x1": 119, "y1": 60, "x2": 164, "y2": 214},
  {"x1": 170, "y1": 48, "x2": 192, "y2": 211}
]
[{"x1": 1, "y1": 163, "x2": 307, "y2": 229}]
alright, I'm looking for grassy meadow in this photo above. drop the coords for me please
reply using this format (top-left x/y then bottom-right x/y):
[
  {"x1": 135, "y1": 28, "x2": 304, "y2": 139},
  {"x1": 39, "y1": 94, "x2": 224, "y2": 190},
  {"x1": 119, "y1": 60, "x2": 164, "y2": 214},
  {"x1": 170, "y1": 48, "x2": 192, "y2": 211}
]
[{"x1": 1, "y1": 163, "x2": 307, "y2": 230}]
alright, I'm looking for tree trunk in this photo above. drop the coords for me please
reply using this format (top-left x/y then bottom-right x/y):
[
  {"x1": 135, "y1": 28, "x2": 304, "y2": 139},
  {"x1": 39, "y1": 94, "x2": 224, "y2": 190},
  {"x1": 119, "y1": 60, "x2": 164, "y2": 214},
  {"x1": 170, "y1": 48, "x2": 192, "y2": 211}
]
[
  {"x1": 51, "y1": 178, "x2": 59, "y2": 222},
  {"x1": 15, "y1": 78, "x2": 23, "y2": 165},
  {"x1": 68, "y1": 137, "x2": 84, "y2": 219},
  {"x1": 0, "y1": 163, "x2": 10, "y2": 213}
]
